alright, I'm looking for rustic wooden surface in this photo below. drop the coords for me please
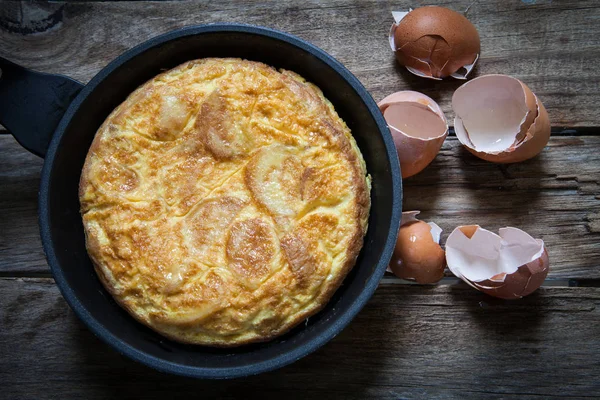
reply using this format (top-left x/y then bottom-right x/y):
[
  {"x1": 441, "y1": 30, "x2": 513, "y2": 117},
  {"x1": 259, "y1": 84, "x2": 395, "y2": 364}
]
[
  {"x1": 1, "y1": 0, "x2": 599, "y2": 398},
  {"x1": 1, "y1": 0, "x2": 599, "y2": 126},
  {"x1": 2, "y1": 278, "x2": 599, "y2": 399}
]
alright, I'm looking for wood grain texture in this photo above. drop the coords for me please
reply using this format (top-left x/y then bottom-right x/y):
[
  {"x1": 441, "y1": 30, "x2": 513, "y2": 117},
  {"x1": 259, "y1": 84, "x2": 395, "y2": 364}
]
[
  {"x1": 1, "y1": 2, "x2": 599, "y2": 396},
  {"x1": 0, "y1": 135, "x2": 46, "y2": 275},
  {"x1": 405, "y1": 135, "x2": 600, "y2": 279},
  {"x1": 0, "y1": 0, "x2": 599, "y2": 126},
  {"x1": 1, "y1": 278, "x2": 598, "y2": 399},
  {"x1": 2, "y1": 134, "x2": 598, "y2": 278}
]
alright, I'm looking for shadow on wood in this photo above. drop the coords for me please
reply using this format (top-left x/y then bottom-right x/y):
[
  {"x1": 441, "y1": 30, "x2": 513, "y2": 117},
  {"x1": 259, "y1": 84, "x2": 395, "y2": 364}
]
[
  {"x1": 402, "y1": 155, "x2": 443, "y2": 213},
  {"x1": 447, "y1": 281, "x2": 545, "y2": 336},
  {"x1": 455, "y1": 145, "x2": 546, "y2": 218},
  {"x1": 3, "y1": 278, "x2": 599, "y2": 399},
  {"x1": 70, "y1": 302, "x2": 395, "y2": 397}
]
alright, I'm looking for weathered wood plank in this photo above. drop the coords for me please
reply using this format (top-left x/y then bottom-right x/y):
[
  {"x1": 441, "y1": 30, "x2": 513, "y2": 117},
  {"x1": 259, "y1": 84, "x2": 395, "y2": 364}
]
[
  {"x1": 1, "y1": 0, "x2": 599, "y2": 126},
  {"x1": 0, "y1": 134, "x2": 46, "y2": 275},
  {"x1": 2, "y1": 134, "x2": 598, "y2": 278},
  {"x1": 405, "y1": 136, "x2": 600, "y2": 279},
  {"x1": 1, "y1": 278, "x2": 598, "y2": 399}
]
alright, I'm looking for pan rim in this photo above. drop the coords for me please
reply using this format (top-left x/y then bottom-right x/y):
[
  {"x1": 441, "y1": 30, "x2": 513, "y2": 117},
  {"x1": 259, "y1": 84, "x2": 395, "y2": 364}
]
[{"x1": 38, "y1": 23, "x2": 402, "y2": 379}]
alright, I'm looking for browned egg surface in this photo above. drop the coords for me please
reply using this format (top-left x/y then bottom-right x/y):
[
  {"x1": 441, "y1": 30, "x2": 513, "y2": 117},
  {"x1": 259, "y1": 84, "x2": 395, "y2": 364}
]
[{"x1": 79, "y1": 58, "x2": 371, "y2": 346}]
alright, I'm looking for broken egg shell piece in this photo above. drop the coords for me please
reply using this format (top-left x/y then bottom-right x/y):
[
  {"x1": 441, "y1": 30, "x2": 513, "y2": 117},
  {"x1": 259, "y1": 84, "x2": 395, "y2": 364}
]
[
  {"x1": 505, "y1": 97, "x2": 551, "y2": 163},
  {"x1": 452, "y1": 74, "x2": 551, "y2": 163},
  {"x1": 405, "y1": 66, "x2": 443, "y2": 81},
  {"x1": 399, "y1": 210, "x2": 443, "y2": 243},
  {"x1": 387, "y1": 210, "x2": 431, "y2": 273},
  {"x1": 378, "y1": 91, "x2": 448, "y2": 179},
  {"x1": 446, "y1": 225, "x2": 549, "y2": 299},
  {"x1": 389, "y1": 7, "x2": 480, "y2": 80},
  {"x1": 389, "y1": 11, "x2": 410, "y2": 51},
  {"x1": 392, "y1": 10, "x2": 411, "y2": 23},
  {"x1": 400, "y1": 210, "x2": 421, "y2": 226},
  {"x1": 387, "y1": 210, "x2": 422, "y2": 273},
  {"x1": 468, "y1": 249, "x2": 550, "y2": 300},
  {"x1": 519, "y1": 81, "x2": 539, "y2": 141},
  {"x1": 388, "y1": 211, "x2": 446, "y2": 284},
  {"x1": 450, "y1": 54, "x2": 479, "y2": 80},
  {"x1": 428, "y1": 221, "x2": 442, "y2": 244}
]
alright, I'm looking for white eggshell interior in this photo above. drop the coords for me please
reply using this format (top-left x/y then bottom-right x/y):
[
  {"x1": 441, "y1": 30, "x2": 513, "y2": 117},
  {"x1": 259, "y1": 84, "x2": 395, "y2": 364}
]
[
  {"x1": 401, "y1": 211, "x2": 421, "y2": 226},
  {"x1": 428, "y1": 222, "x2": 442, "y2": 244},
  {"x1": 389, "y1": 24, "x2": 397, "y2": 51},
  {"x1": 452, "y1": 75, "x2": 530, "y2": 153},
  {"x1": 450, "y1": 54, "x2": 479, "y2": 80},
  {"x1": 446, "y1": 226, "x2": 544, "y2": 282},
  {"x1": 392, "y1": 10, "x2": 410, "y2": 23},
  {"x1": 454, "y1": 116, "x2": 474, "y2": 148}
]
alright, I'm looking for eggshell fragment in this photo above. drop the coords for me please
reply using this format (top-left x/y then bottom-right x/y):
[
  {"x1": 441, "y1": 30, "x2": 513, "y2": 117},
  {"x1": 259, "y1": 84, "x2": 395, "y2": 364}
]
[
  {"x1": 389, "y1": 7, "x2": 480, "y2": 80},
  {"x1": 452, "y1": 75, "x2": 551, "y2": 163},
  {"x1": 389, "y1": 211, "x2": 446, "y2": 284},
  {"x1": 446, "y1": 225, "x2": 550, "y2": 299},
  {"x1": 379, "y1": 91, "x2": 448, "y2": 178}
]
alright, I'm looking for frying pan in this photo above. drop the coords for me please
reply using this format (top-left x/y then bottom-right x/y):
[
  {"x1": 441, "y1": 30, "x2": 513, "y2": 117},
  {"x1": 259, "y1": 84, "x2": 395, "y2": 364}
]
[{"x1": 0, "y1": 24, "x2": 402, "y2": 378}]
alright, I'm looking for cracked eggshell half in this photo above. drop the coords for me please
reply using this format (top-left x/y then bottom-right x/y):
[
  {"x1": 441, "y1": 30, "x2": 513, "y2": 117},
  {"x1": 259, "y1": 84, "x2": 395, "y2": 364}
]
[
  {"x1": 379, "y1": 91, "x2": 448, "y2": 178},
  {"x1": 388, "y1": 211, "x2": 446, "y2": 284},
  {"x1": 452, "y1": 74, "x2": 551, "y2": 163},
  {"x1": 389, "y1": 7, "x2": 480, "y2": 80},
  {"x1": 446, "y1": 225, "x2": 549, "y2": 299}
]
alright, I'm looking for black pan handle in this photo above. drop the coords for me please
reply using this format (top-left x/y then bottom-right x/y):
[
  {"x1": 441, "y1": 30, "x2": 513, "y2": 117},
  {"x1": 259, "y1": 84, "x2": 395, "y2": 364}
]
[{"x1": 0, "y1": 57, "x2": 83, "y2": 158}]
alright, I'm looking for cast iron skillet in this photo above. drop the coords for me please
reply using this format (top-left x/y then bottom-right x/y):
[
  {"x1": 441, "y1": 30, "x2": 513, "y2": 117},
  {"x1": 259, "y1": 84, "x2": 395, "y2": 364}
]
[{"x1": 0, "y1": 24, "x2": 401, "y2": 378}]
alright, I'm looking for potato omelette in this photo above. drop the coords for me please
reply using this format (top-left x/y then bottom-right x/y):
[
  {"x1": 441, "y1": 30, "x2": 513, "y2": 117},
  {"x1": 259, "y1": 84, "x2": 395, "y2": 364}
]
[{"x1": 79, "y1": 58, "x2": 371, "y2": 346}]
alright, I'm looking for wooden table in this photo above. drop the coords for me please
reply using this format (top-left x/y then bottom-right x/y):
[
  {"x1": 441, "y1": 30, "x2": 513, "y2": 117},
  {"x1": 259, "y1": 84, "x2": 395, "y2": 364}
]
[{"x1": 1, "y1": 1, "x2": 599, "y2": 398}]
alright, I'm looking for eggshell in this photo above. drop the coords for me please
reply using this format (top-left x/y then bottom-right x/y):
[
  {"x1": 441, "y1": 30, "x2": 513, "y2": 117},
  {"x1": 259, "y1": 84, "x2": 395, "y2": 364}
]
[
  {"x1": 389, "y1": 6, "x2": 480, "y2": 79},
  {"x1": 378, "y1": 91, "x2": 448, "y2": 178},
  {"x1": 452, "y1": 74, "x2": 551, "y2": 163},
  {"x1": 446, "y1": 225, "x2": 550, "y2": 299},
  {"x1": 389, "y1": 211, "x2": 445, "y2": 284},
  {"x1": 468, "y1": 250, "x2": 550, "y2": 299}
]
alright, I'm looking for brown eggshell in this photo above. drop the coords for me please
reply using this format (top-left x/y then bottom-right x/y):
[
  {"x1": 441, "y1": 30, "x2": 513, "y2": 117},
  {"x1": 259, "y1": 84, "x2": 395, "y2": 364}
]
[
  {"x1": 389, "y1": 211, "x2": 445, "y2": 284},
  {"x1": 457, "y1": 100, "x2": 550, "y2": 163},
  {"x1": 446, "y1": 225, "x2": 550, "y2": 299},
  {"x1": 390, "y1": 6, "x2": 480, "y2": 79},
  {"x1": 469, "y1": 248, "x2": 550, "y2": 299},
  {"x1": 508, "y1": 98, "x2": 551, "y2": 163},
  {"x1": 378, "y1": 91, "x2": 448, "y2": 178},
  {"x1": 518, "y1": 82, "x2": 539, "y2": 141},
  {"x1": 452, "y1": 75, "x2": 551, "y2": 163}
]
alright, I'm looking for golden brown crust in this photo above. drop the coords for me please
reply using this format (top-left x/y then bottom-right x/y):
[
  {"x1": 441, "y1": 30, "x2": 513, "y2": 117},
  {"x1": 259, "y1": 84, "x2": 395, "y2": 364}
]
[{"x1": 79, "y1": 58, "x2": 370, "y2": 346}]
